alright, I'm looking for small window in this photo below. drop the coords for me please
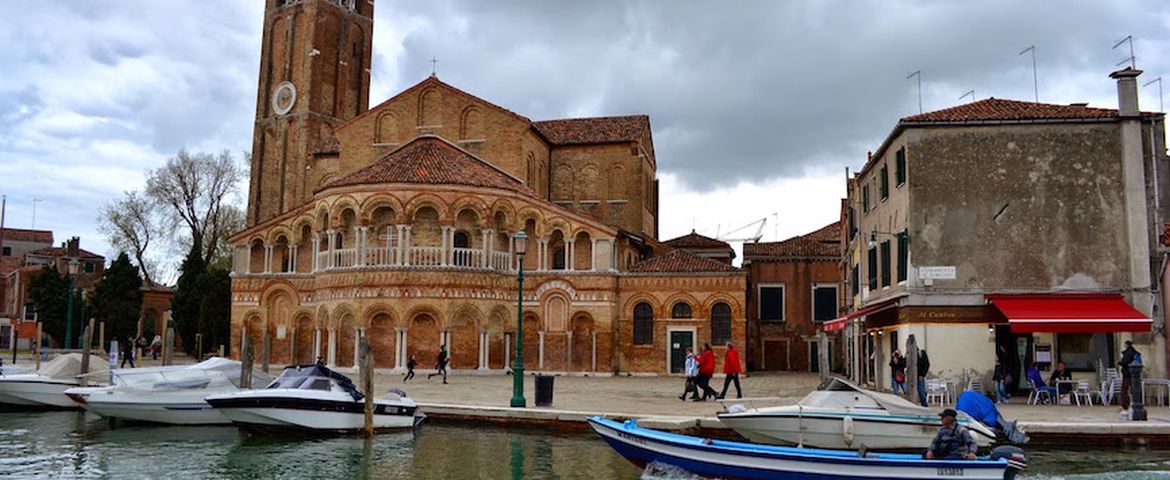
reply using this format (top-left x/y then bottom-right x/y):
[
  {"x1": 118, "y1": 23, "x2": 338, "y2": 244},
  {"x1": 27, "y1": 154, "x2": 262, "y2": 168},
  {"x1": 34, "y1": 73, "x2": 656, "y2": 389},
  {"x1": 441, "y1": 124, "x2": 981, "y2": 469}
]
[
  {"x1": 633, "y1": 302, "x2": 653, "y2": 345},
  {"x1": 671, "y1": 302, "x2": 692, "y2": 319},
  {"x1": 851, "y1": 266, "x2": 860, "y2": 297},
  {"x1": 880, "y1": 240, "x2": 891, "y2": 287},
  {"x1": 896, "y1": 231, "x2": 908, "y2": 283},
  {"x1": 1056, "y1": 333, "x2": 1114, "y2": 371},
  {"x1": 552, "y1": 248, "x2": 565, "y2": 270},
  {"x1": 862, "y1": 185, "x2": 870, "y2": 213},
  {"x1": 309, "y1": 378, "x2": 331, "y2": 391},
  {"x1": 867, "y1": 247, "x2": 878, "y2": 290},
  {"x1": 813, "y1": 285, "x2": 838, "y2": 322},
  {"x1": 1, "y1": 246, "x2": 10, "y2": 256},
  {"x1": 895, "y1": 147, "x2": 907, "y2": 186},
  {"x1": 759, "y1": 285, "x2": 785, "y2": 322},
  {"x1": 711, "y1": 303, "x2": 732, "y2": 345},
  {"x1": 879, "y1": 165, "x2": 889, "y2": 200},
  {"x1": 85, "y1": 262, "x2": 96, "y2": 273},
  {"x1": 847, "y1": 208, "x2": 857, "y2": 239}
]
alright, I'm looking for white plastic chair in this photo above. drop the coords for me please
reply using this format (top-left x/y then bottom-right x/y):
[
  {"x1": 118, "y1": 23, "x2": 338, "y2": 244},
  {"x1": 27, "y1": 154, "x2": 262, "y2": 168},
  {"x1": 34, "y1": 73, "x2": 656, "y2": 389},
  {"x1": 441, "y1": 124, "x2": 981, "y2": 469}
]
[
  {"x1": 926, "y1": 379, "x2": 948, "y2": 406},
  {"x1": 1028, "y1": 379, "x2": 1053, "y2": 405},
  {"x1": 1072, "y1": 380, "x2": 1094, "y2": 406}
]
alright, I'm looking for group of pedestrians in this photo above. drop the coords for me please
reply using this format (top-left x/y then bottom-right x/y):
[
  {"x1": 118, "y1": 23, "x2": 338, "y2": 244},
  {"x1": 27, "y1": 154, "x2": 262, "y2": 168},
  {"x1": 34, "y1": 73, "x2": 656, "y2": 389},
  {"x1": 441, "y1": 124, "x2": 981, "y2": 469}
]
[
  {"x1": 679, "y1": 342, "x2": 742, "y2": 401},
  {"x1": 887, "y1": 348, "x2": 931, "y2": 406},
  {"x1": 117, "y1": 334, "x2": 164, "y2": 368},
  {"x1": 402, "y1": 344, "x2": 449, "y2": 384}
]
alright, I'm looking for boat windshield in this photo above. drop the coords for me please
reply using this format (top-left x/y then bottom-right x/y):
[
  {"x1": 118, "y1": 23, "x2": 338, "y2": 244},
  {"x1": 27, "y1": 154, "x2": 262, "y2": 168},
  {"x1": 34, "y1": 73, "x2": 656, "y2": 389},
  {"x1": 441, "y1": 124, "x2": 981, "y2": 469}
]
[{"x1": 266, "y1": 364, "x2": 365, "y2": 401}]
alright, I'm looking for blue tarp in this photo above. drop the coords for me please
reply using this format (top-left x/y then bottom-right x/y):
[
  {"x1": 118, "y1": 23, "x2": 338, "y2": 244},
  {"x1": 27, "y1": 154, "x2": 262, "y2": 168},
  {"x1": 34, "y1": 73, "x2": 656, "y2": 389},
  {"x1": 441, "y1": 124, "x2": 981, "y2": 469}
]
[{"x1": 956, "y1": 391, "x2": 999, "y2": 428}]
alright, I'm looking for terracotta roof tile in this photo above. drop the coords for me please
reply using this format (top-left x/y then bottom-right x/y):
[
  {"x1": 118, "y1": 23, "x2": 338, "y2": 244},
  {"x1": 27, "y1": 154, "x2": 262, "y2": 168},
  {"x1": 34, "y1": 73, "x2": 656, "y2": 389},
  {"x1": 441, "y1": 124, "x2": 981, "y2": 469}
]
[
  {"x1": 1, "y1": 228, "x2": 53, "y2": 244},
  {"x1": 744, "y1": 221, "x2": 842, "y2": 259},
  {"x1": 532, "y1": 115, "x2": 650, "y2": 145},
  {"x1": 662, "y1": 231, "x2": 732, "y2": 250},
  {"x1": 28, "y1": 246, "x2": 104, "y2": 260},
  {"x1": 628, "y1": 249, "x2": 740, "y2": 273},
  {"x1": 323, "y1": 136, "x2": 534, "y2": 196},
  {"x1": 902, "y1": 98, "x2": 1157, "y2": 124}
]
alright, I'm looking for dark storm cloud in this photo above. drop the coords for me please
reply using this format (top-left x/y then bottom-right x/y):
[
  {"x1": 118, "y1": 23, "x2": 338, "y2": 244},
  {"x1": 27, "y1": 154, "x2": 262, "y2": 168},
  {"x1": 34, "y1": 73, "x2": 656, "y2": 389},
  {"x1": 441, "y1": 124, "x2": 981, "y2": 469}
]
[{"x1": 375, "y1": 0, "x2": 1169, "y2": 190}]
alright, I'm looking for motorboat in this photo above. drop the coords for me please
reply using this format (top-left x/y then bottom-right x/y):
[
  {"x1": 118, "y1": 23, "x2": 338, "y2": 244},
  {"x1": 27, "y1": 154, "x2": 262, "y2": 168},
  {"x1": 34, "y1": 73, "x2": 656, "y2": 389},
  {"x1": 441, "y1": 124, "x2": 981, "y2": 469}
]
[
  {"x1": 590, "y1": 416, "x2": 1028, "y2": 480},
  {"x1": 0, "y1": 353, "x2": 109, "y2": 408},
  {"x1": 64, "y1": 357, "x2": 272, "y2": 425},
  {"x1": 716, "y1": 377, "x2": 998, "y2": 451},
  {"x1": 205, "y1": 364, "x2": 423, "y2": 434}
]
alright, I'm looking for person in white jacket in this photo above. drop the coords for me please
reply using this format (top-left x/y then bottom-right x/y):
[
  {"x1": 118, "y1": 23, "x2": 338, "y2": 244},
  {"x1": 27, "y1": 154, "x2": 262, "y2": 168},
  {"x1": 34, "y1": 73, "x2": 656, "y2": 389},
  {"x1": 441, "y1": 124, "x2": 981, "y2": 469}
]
[{"x1": 678, "y1": 347, "x2": 700, "y2": 401}]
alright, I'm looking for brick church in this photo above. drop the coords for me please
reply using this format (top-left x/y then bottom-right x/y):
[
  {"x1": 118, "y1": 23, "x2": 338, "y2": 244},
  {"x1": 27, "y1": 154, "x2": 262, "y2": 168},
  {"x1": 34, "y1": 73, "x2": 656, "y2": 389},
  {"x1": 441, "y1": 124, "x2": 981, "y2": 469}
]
[{"x1": 228, "y1": 0, "x2": 746, "y2": 374}]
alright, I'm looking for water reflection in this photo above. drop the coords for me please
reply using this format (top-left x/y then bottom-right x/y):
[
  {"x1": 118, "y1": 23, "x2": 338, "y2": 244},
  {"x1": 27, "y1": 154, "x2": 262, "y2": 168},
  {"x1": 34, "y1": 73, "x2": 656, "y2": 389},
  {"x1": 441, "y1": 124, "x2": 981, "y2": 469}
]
[{"x1": 0, "y1": 410, "x2": 1167, "y2": 479}]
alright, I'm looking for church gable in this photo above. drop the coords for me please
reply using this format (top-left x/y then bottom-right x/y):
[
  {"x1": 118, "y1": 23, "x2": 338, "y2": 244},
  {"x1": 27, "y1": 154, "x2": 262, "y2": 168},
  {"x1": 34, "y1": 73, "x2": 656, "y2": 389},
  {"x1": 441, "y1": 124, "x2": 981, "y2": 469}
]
[{"x1": 333, "y1": 76, "x2": 545, "y2": 194}]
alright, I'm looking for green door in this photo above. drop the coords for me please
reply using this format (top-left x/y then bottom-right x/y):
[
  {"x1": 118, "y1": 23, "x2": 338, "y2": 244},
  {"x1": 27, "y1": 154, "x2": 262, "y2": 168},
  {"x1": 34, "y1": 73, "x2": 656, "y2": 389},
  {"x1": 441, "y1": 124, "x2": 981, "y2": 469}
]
[{"x1": 669, "y1": 331, "x2": 694, "y2": 374}]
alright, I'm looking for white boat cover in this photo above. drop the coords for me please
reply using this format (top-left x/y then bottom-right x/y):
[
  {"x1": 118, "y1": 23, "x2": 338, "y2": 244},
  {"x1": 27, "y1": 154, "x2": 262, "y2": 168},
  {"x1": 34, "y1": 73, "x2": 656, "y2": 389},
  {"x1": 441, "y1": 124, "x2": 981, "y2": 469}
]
[
  {"x1": 109, "y1": 357, "x2": 272, "y2": 392},
  {"x1": 36, "y1": 353, "x2": 110, "y2": 380},
  {"x1": 801, "y1": 377, "x2": 939, "y2": 417}
]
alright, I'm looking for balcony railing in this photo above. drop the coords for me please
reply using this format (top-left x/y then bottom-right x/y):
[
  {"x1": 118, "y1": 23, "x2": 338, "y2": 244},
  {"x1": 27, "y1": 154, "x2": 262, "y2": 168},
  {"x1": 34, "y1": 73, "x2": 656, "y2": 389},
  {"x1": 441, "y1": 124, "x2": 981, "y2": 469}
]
[
  {"x1": 243, "y1": 245, "x2": 605, "y2": 275},
  {"x1": 408, "y1": 246, "x2": 443, "y2": 266}
]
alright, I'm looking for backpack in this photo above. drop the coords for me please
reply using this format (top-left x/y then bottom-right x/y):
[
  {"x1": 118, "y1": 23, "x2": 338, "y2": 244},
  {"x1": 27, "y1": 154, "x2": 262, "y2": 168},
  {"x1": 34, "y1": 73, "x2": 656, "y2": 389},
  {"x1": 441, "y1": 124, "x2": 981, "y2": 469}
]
[{"x1": 1133, "y1": 352, "x2": 1143, "y2": 366}]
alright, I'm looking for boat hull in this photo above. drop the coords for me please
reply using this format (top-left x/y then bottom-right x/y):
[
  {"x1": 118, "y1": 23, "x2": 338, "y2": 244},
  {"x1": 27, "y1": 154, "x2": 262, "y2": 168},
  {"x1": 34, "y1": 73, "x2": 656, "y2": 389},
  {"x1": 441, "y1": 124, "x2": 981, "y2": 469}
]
[
  {"x1": 85, "y1": 399, "x2": 230, "y2": 425},
  {"x1": 590, "y1": 417, "x2": 1011, "y2": 480},
  {"x1": 0, "y1": 377, "x2": 81, "y2": 408},
  {"x1": 718, "y1": 408, "x2": 996, "y2": 451},
  {"x1": 206, "y1": 391, "x2": 421, "y2": 434}
]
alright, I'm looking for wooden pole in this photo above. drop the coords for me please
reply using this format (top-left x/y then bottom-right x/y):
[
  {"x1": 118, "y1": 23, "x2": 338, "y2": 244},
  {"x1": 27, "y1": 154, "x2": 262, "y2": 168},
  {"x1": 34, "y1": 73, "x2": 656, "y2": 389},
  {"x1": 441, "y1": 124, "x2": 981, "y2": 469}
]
[
  {"x1": 906, "y1": 334, "x2": 920, "y2": 404},
  {"x1": 218, "y1": 345, "x2": 224, "y2": 359},
  {"x1": 262, "y1": 327, "x2": 271, "y2": 374},
  {"x1": 80, "y1": 318, "x2": 95, "y2": 387},
  {"x1": 360, "y1": 336, "x2": 373, "y2": 436},
  {"x1": 817, "y1": 330, "x2": 830, "y2": 380},
  {"x1": 163, "y1": 327, "x2": 175, "y2": 366},
  {"x1": 34, "y1": 323, "x2": 42, "y2": 370},
  {"x1": 240, "y1": 336, "x2": 254, "y2": 389},
  {"x1": 195, "y1": 333, "x2": 203, "y2": 362},
  {"x1": 98, "y1": 321, "x2": 105, "y2": 354}
]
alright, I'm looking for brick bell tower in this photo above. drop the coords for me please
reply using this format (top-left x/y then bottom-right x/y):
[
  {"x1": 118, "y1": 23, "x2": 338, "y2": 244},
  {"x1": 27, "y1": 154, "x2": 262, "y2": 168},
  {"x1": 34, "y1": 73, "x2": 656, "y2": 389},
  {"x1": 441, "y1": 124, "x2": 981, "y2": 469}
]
[{"x1": 247, "y1": 0, "x2": 374, "y2": 226}]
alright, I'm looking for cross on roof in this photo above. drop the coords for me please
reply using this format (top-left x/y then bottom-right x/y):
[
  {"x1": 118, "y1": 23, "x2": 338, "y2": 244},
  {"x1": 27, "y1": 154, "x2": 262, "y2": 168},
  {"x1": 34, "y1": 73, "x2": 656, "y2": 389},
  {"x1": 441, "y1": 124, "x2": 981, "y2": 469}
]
[{"x1": 430, "y1": 56, "x2": 439, "y2": 77}]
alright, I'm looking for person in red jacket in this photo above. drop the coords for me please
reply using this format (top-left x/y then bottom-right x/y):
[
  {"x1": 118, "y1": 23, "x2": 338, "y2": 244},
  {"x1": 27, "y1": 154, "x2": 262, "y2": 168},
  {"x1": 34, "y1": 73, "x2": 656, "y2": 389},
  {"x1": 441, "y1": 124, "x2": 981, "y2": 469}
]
[
  {"x1": 694, "y1": 343, "x2": 719, "y2": 401},
  {"x1": 718, "y1": 341, "x2": 743, "y2": 399}
]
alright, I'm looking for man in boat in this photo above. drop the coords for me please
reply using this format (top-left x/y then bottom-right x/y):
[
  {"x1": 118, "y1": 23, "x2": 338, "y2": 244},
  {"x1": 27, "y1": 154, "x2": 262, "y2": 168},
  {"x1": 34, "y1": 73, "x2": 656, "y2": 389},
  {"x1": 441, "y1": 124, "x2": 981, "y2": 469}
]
[{"x1": 925, "y1": 409, "x2": 977, "y2": 460}]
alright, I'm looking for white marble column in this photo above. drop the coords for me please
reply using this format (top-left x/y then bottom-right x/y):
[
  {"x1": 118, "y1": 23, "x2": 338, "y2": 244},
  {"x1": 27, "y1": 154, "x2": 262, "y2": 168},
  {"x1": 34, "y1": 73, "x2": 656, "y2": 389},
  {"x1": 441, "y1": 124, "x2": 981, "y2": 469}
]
[
  {"x1": 504, "y1": 333, "x2": 512, "y2": 372},
  {"x1": 353, "y1": 328, "x2": 363, "y2": 367},
  {"x1": 402, "y1": 225, "x2": 413, "y2": 266},
  {"x1": 311, "y1": 235, "x2": 321, "y2": 272},
  {"x1": 538, "y1": 240, "x2": 549, "y2": 271},
  {"x1": 288, "y1": 244, "x2": 298, "y2": 273},
  {"x1": 566, "y1": 331, "x2": 573, "y2": 370},
  {"x1": 481, "y1": 229, "x2": 492, "y2": 269},
  {"x1": 264, "y1": 244, "x2": 274, "y2": 274},
  {"x1": 327, "y1": 328, "x2": 337, "y2": 367},
  {"x1": 567, "y1": 240, "x2": 575, "y2": 271},
  {"x1": 538, "y1": 331, "x2": 545, "y2": 370},
  {"x1": 313, "y1": 328, "x2": 322, "y2": 361},
  {"x1": 440, "y1": 226, "x2": 450, "y2": 266},
  {"x1": 325, "y1": 230, "x2": 338, "y2": 269},
  {"x1": 507, "y1": 234, "x2": 515, "y2": 271},
  {"x1": 356, "y1": 226, "x2": 369, "y2": 266},
  {"x1": 478, "y1": 330, "x2": 489, "y2": 370},
  {"x1": 591, "y1": 331, "x2": 598, "y2": 372},
  {"x1": 394, "y1": 328, "x2": 408, "y2": 372}
]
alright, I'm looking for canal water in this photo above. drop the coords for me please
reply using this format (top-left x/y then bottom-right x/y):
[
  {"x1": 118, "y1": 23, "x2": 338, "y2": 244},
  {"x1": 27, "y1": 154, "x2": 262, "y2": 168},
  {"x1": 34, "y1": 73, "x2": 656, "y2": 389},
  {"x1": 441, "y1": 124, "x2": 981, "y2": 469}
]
[{"x1": 0, "y1": 411, "x2": 1167, "y2": 479}]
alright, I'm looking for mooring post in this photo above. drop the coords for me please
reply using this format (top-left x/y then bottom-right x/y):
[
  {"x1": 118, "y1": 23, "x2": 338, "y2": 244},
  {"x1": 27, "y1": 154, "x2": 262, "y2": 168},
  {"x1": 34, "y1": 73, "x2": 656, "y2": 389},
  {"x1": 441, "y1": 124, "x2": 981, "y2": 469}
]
[
  {"x1": 98, "y1": 321, "x2": 105, "y2": 355},
  {"x1": 360, "y1": 336, "x2": 373, "y2": 436},
  {"x1": 79, "y1": 318, "x2": 95, "y2": 387},
  {"x1": 240, "y1": 337, "x2": 254, "y2": 390},
  {"x1": 34, "y1": 323, "x2": 42, "y2": 370},
  {"x1": 163, "y1": 327, "x2": 175, "y2": 366},
  {"x1": 195, "y1": 333, "x2": 203, "y2": 362}
]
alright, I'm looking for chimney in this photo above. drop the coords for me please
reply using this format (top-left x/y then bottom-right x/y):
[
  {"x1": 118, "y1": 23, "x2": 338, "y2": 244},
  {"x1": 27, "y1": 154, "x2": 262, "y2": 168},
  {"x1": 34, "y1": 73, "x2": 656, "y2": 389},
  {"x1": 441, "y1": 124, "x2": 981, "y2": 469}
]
[{"x1": 1109, "y1": 67, "x2": 1143, "y2": 117}]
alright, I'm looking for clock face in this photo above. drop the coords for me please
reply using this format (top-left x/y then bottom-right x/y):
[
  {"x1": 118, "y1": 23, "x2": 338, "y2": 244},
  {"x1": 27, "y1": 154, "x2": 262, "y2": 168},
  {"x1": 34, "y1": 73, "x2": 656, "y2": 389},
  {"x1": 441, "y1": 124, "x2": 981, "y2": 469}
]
[{"x1": 272, "y1": 81, "x2": 297, "y2": 115}]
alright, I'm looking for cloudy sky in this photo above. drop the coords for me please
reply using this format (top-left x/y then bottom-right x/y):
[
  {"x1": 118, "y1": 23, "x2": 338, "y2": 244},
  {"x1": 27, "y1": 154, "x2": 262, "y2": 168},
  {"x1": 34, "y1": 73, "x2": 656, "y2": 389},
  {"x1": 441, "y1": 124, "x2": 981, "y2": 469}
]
[{"x1": 1, "y1": 0, "x2": 1167, "y2": 278}]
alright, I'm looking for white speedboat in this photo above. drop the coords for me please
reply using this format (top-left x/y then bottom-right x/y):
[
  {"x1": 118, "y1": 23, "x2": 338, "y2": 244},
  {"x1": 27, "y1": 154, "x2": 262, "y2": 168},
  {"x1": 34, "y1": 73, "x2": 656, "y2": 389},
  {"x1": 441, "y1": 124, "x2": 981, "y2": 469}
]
[
  {"x1": 717, "y1": 377, "x2": 997, "y2": 451},
  {"x1": 65, "y1": 357, "x2": 272, "y2": 425},
  {"x1": 0, "y1": 353, "x2": 109, "y2": 408},
  {"x1": 205, "y1": 364, "x2": 423, "y2": 434}
]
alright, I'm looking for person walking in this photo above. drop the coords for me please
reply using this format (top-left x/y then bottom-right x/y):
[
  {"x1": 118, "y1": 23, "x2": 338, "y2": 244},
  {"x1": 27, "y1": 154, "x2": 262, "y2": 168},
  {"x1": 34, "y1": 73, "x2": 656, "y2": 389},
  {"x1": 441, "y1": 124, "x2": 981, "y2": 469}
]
[
  {"x1": 150, "y1": 335, "x2": 163, "y2": 360},
  {"x1": 404, "y1": 354, "x2": 417, "y2": 382},
  {"x1": 917, "y1": 349, "x2": 931, "y2": 407},
  {"x1": 1119, "y1": 340, "x2": 1142, "y2": 410},
  {"x1": 718, "y1": 342, "x2": 743, "y2": 399},
  {"x1": 678, "y1": 347, "x2": 699, "y2": 401},
  {"x1": 889, "y1": 350, "x2": 907, "y2": 394},
  {"x1": 993, "y1": 358, "x2": 1009, "y2": 404},
  {"x1": 694, "y1": 343, "x2": 719, "y2": 401},
  {"x1": 427, "y1": 345, "x2": 449, "y2": 384},
  {"x1": 136, "y1": 335, "x2": 148, "y2": 360},
  {"x1": 120, "y1": 336, "x2": 136, "y2": 368}
]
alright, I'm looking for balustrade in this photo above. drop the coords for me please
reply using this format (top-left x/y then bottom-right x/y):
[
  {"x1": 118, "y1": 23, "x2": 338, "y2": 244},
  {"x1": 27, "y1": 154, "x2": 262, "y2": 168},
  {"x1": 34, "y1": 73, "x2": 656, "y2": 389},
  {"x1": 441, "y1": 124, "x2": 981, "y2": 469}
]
[
  {"x1": 365, "y1": 246, "x2": 395, "y2": 266},
  {"x1": 451, "y1": 247, "x2": 483, "y2": 268},
  {"x1": 409, "y1": 246, "x2": 443, "y2": 266},
  {"x1": 333, "y1": 248, "x2": 358, "y2": 268}
]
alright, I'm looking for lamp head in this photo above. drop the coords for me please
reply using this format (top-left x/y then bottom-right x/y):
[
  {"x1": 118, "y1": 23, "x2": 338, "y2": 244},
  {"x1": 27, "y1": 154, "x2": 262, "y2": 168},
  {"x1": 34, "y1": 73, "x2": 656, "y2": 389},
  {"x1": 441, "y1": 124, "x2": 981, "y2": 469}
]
[
  {"x1": 868, "y1": 231, "x2": 877, "y2": 248},
  {"x1": 68, "y1": 257, "x2": 80, "y2": 275},
  {"x1": 514, "y1": 231, "x2": 528, "y2": 257}
]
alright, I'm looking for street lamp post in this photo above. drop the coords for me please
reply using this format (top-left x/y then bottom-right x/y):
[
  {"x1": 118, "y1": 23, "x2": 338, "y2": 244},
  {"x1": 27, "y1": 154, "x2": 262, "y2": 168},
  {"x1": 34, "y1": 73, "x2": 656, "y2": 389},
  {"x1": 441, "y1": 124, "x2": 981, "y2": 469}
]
[
  {"x1": 66, "y1": 258, "x2": 80, "y2": 350},
  {"x1": 510, "y1": 231, "x2": 528, "y2": 408}
]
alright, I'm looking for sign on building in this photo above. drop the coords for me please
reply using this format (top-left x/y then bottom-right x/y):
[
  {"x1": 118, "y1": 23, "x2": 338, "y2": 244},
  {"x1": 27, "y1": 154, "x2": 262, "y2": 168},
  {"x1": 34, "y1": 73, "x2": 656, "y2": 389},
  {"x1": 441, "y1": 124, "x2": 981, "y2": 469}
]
[{"x1": 918, "y1": 266, "x2": 956, "y2": 280}]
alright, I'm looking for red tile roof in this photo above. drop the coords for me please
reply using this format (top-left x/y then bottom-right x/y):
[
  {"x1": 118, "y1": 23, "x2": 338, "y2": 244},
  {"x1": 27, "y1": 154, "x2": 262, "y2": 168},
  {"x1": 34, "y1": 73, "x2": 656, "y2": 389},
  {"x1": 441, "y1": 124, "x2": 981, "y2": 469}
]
[
  {"x1": 902, "y1": 98, "x2": 1155, "y2": 124},
  {"x1": 1, "y1": 228, "x2": 53, "y2": 244},
  {"x1": 27, "y1": 246, "x2": 104, "y2": 260},
  {"x1": 628, "y1": 249, "x2": 740, "y2": 273},
  {"x1": 323, "y1": 136, "x2": 533, "y2": 196},
  {"x1": 663, "y1": 231, "x2": 732, "y2": 250},
  {"x1": 744, "y1": 221, "x2": 842, "y2": 259},
  {"x1": 532, "y1": 115, "x2": 650, "y2": 146}
]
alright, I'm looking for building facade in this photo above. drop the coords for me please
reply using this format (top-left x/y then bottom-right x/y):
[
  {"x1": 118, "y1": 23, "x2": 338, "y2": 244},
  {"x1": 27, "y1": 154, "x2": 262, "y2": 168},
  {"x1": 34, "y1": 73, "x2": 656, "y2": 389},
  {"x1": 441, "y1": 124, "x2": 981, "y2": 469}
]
[
  {"x1": 840, "y1": 68, "x2": 1169, "y2": 390},
  {"x1": 229, "y1": 0, "x2": 746, "y2": 374},
  {"x1": 744, "y1": 222, "x2": 843, "y2": 372}
]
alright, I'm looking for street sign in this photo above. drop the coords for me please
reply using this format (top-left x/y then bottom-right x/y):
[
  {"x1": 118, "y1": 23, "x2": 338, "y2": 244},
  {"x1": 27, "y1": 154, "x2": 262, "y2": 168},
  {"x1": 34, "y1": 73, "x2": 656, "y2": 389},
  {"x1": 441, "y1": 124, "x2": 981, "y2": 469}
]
[{"x1": 918, "y1": 266, "x2": 956, "y2": 280}]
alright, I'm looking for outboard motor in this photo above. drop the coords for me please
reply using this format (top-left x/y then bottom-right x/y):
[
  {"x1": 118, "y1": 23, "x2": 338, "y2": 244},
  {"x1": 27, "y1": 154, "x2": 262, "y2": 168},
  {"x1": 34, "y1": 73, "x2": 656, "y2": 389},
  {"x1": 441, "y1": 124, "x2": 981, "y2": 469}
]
[{"x1": 989, "y1": 445, "x2": 1027, "y2": 480}]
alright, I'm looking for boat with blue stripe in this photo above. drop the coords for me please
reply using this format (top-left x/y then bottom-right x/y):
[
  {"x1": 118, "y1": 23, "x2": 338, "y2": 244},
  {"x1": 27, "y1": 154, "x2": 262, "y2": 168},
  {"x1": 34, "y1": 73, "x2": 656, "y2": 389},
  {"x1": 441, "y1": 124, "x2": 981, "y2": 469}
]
[{"x1": 588, "y1": 416, "x2": 1027, "y2": 480}]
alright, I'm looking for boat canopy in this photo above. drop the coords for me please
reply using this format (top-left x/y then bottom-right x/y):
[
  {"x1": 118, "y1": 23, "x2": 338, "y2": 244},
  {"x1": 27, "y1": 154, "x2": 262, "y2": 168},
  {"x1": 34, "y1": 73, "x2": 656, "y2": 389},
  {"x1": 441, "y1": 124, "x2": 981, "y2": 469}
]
[
  {"x1": 108, "y1": 357, "x2": 272, "y2": 392},
  {"x1": 804, "y1": 377, "x2": 938, "y2": 417},
  {"x1": 37, "y1": 353, "x2": 109, "y2": 380},
  {"x1": 267, "y1": 364, "x2": 365, "y2": 401}
]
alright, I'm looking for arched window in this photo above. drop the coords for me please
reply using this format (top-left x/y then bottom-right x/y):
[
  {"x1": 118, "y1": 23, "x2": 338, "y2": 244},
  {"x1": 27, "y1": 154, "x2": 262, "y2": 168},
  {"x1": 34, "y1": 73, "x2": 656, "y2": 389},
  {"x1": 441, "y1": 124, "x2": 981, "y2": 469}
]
[
  {"x1": 453, "y1": 231, "x2": 470, "y2": 266},
  {"x1": 711, "y1": 302, "x2": 732, "y2": 345},
  {"x1": 552, "y1": 248, "x2": 566, "y2": 270},
  {"x1": 671, "y1": 302, "x2": 692, "y2": 319},
  {"x1": 633, "y1": 302, "x2": 653, "y2": 345}
]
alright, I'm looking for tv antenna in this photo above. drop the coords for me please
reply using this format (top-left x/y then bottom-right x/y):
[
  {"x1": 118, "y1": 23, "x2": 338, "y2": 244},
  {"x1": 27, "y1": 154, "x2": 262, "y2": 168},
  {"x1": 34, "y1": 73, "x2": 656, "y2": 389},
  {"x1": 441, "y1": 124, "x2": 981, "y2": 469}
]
[
  {"x1": 1144, "y1": 77, "x2": 1163, "y2": 113},
  {"x1": 907, "y1": 70, "x2": 922, "y2": 114},
  {"x1": 1019, "y1": 45, "x2": 1038, "y2": 102},
  {"x1": 1113, "y1": 35, "x2": 1135, "y2": 69},
  {"x1": 959, "y1": 90, "x2": 975, "y2": 102},
  {"x1": 31, "y1": 198, "x2": 42, "y2": 229},
  {"x1": 715, "y1": 215, "x2": 771, "y2": 243}
]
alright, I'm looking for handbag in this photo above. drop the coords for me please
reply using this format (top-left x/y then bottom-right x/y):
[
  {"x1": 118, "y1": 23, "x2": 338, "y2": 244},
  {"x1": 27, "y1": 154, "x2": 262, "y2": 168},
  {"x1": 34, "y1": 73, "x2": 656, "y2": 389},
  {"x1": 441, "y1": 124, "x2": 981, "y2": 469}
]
[{"x1": 895, "y1": 373, "x2": 905, "y2": 383}]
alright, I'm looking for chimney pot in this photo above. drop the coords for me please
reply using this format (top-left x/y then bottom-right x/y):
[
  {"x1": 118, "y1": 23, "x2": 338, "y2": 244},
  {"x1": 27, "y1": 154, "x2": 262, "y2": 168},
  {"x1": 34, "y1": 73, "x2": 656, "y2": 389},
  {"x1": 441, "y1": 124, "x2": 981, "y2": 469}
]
[{"x1": 1110, "y1": 67, "x2": 1143, "y2": 117}]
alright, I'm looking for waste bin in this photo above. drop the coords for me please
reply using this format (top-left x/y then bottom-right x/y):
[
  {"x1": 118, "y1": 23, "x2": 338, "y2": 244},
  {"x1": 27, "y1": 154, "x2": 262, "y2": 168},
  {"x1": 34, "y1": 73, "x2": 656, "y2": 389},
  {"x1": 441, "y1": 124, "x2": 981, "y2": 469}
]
[{"x1": 535, "y1": 374, "x2": 555, "y2": 407}]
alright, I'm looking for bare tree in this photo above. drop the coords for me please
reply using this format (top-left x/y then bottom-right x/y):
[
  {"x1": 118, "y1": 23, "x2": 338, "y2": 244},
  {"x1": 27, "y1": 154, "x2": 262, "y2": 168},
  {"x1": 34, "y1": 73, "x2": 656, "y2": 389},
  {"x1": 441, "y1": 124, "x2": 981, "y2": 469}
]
[
  {"x1": 146, "y1": 149, "x2": 245, "y2": 266},
  {"x1": 98, "y1": 191, "x2": 161, "y2": 285}
]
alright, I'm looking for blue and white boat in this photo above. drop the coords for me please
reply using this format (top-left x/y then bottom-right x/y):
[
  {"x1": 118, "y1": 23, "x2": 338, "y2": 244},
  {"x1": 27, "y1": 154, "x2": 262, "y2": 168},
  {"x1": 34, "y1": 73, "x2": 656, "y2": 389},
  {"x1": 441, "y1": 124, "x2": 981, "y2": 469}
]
[{"x1": 589, "y1": 416, "x2": 1027, "y2": 480}]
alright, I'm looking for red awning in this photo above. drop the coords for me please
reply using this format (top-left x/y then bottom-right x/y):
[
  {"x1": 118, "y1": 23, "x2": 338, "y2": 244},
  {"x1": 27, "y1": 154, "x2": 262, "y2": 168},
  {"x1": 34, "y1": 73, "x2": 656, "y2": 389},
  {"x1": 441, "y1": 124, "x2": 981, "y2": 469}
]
[
  {"x1": 821, "y1": 298, "x2": 900, "y2": 333},
  {"x1": 986, "y1": 294, "x2": 1152, "y2": 334}
]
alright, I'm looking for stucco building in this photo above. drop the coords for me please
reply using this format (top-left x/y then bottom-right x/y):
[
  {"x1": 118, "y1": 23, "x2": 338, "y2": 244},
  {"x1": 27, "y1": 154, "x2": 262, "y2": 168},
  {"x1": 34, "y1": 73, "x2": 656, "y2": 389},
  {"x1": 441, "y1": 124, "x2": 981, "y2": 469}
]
[
  {"x1": 838, "y1": 68, "x2": 1169, "y2": 391},
  {"x1": 228, "y1": 0, "x2": 746, "y2": 375},
  {"x1": 743, "y1": 222, "x2": 843, "y2": 372}
]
